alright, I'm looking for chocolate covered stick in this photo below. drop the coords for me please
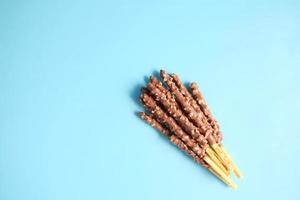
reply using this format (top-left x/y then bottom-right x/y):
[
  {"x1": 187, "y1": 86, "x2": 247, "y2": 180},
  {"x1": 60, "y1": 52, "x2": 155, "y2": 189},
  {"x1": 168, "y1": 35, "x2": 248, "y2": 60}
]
[
  {"x1": 190, "y1": 82, "x2": 222, "y2": 143},
  {"x1": 183, "y1": 81, "x2": 228, "y2": 170},
  {"x1": 189, "y1": 83, "x2": 227, "y2": 166},
  {"x1": 190, "y1": 82, "x2": 242, "y2": 178},
  {"x1": 172, "y1": 73, "x2": 201, "y2": 113}
]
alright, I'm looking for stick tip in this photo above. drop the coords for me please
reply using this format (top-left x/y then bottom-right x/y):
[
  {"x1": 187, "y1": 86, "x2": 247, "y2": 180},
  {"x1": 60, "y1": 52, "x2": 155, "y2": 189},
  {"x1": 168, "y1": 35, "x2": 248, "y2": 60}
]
[
  {"x1": 230, "y1": 182, "x2": 238, "y2": 190},
  {"x1": 234, "y1": 169, "x2": 243, "y2": 179}
]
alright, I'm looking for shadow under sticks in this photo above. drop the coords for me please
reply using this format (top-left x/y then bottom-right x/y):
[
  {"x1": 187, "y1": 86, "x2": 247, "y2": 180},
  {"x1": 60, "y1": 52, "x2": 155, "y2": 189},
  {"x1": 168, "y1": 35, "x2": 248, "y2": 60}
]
[
  {"x1": 184, "y1": 81, "x2": 192, "y2": 93},
  {"x1": 130, "y1": 83, "x2": 144, "y2": 108}
]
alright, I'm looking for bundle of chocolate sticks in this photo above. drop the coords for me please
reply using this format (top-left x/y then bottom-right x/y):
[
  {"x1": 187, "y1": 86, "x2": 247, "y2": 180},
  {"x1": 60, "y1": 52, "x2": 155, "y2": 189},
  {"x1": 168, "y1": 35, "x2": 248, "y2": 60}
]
[{"x1": 138, "y1": 70, "x2": 242, "y2": 189}]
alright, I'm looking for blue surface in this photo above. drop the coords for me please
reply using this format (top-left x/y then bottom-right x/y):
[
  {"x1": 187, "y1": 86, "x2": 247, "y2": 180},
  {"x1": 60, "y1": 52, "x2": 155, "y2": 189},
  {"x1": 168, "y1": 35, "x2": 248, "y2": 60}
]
[{"x1": 1, "y1": 1, "x2": 300, "y2": 199}]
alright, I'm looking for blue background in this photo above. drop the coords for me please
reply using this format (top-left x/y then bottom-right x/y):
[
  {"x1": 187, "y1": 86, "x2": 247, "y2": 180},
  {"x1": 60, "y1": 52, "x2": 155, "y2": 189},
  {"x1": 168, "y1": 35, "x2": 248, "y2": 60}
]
[{"x1": 1, "y1": 0, "x2": 300, "y2": 199}]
